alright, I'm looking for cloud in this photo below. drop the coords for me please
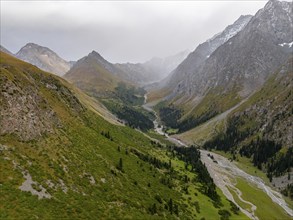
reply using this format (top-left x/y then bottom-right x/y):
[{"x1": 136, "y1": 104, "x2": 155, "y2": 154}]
[{"x1": 0, "y1": 1, "x2": 267, "y2": 63}]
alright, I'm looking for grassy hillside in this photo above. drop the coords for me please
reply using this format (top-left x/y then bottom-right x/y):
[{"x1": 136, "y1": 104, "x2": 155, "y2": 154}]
[{"x1": 0, "y1": 52, "x2": 246, "y2": 219}]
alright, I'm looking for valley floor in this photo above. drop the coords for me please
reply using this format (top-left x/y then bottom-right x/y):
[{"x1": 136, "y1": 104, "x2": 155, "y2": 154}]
[
  {"x1": 143, "y1": 97, "x2": 293, "y2": 220},
  {"x1": 200, "y1": 150, "x2": 292, "y2": 220}
]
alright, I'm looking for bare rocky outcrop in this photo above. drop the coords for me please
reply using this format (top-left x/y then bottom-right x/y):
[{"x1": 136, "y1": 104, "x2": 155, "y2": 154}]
[
  {"x1": 19, "y1": 170, "x2": 52, "y2": 199},
  {"x1": 0, "y1": 53, "x2": 85, "y2": 141},
  {"x1": 0, "y1": 74, "x2": 60, "y2": 141}
]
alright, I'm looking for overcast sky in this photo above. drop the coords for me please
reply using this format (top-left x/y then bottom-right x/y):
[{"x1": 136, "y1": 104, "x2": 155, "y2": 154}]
[{"x1": 1, "y1": 1, "x2": 268, "y2": 63}]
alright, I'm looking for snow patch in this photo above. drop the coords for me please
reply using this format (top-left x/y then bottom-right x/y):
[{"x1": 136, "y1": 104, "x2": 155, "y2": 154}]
[{"x1": 278, "y1": 41, "x2": 293, "y2": 47}]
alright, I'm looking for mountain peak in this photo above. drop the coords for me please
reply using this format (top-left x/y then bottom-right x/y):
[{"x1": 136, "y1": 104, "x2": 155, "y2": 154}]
[
  {"x1": 15, "y1": 43, "x2": 70, "y2": 76},
  {"x1": 19, "y1": 43, "x2": 54, "y2": 55},
  {"x1": 263, "y1": 0, "x2": 292, "y2": 12},
  {"x1": 90, "y1": 50, "x2": 99, "y2": 55},
  {"x1": 266, "y1": 0, "x2": 289, "y2": 5},
  {"x1": 251, "y1": 0, "x2": 292, "y2": 44},
  {"x1": 21, "y1": 42, "x2": 48, "y2": 51},
  {"x1": 24, "y1": 42, "x2": 39, "y2": 47},
  {"x1": 88, "y1": 50, "x2": 103, "y2": 59}
]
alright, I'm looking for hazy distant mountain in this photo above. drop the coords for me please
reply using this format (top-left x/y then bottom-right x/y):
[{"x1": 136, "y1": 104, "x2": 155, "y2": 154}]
[
  {"x1": 145, "y1": 50, "x2": 191, "y2": 80},
  {"x1": 0, "y1": 45, "x2": 13, "y2": 55},
  {"x1": 64, "y1": 51, "x2": 128, "y2": 97},
  {"x1": 15, "y1": 43, "x2": 71, "y2": 76},
  {"x1": 115, "y1": 50, "x2": 189, "y2": 85},
  {"x1": 115, "y1": 62, "x2": 150, "y2": 84}
]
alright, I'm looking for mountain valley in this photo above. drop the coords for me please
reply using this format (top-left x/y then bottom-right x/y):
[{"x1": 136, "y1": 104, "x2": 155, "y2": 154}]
[{"x1": 1, "y1": 0, "x2": 293, "y2": 219}]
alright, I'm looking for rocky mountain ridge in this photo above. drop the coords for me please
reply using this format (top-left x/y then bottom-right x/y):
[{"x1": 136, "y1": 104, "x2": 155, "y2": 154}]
[{"x1": 151, "y1": 0, "x2": 293, "y2": 134}]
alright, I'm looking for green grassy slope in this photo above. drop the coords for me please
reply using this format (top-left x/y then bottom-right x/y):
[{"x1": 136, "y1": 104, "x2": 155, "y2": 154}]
[{"x1": 0, "y1": 52, "x2": 245, "y2": 219}]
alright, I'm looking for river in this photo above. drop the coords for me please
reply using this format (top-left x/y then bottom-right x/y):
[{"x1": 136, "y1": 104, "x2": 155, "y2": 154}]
[
  {"x1": 142, "y1": 94, "x2": 293, "y2": 219},
  {"x1": 142, "y1": 95, "x2": 187, "y2": 146}
]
